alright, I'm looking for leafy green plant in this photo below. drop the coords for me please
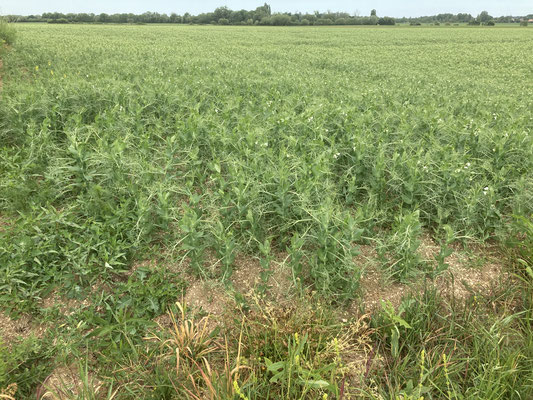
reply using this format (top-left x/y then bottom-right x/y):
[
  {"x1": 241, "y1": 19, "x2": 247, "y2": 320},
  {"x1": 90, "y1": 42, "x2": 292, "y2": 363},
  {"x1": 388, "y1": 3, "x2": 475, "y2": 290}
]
[
  {"x1": 379, "y1": 210, "x2": 423, "y2": 281},
  {"x1": 111, "y1": 267, "x2": 186, "y2": 319},
  {"x1": 379, "y1": 300, "x2": 413, "y2": 359},
  {"x1": 179, "y1": 199, "x2": 208, "y2": 277},
  {"x1": 264, "y1": 333, "x2": 337, "y2": 398},
  {"x1": 213, "y1": 221, "x2": 237, "y2": 282},
  {"x1": 428, "y1": 224, "x2": 455, "y2": 279},
  {"x1": 309, "y1": 207, "x2": 362, "y2": 301}
]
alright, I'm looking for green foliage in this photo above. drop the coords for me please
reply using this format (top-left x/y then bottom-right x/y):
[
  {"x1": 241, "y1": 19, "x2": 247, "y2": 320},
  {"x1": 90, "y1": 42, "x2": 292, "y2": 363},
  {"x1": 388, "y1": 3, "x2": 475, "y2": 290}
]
[
  {"x1": 0, "y1": 19, "x2": 16, "y2": 45},
  {"x1": 378, "y1": 17, "x2": 396, "y2": 25},
  {"x1": 309, "y1": 207, "x2": 362, "y2": 301},
  {"x1": 179, "y1": 199, "x2": 208, "y2": 277},
  {"x1": 507, "y1": 214, "x2": 533, "y2": 314},
  {"x1": 509, "y1": 215, "x2": 533, "y2": 271},
  {"x1": 379, "y1": 210, "x2": 423, "y2": 281},
  {"x1": 0, "y1": 336, "x2": 55, "y2": 397},
  {"x1": 373, "y1": 288, "x2": 533, "y2": 399},
  {"x1": 79, "y1": 267, "x2": 185, "y2": 355},
  {"x1": 264, "y1": 333, "x2": 337, "y2": 397},
  {"x1": 106, "y1": 267, "x2": 186, "y2": 320},
  {"x1": 428, "y1": 224, "x2": 455, "y2": 279},
  {"x1": 0, "y1": 24, "x2": 532, "y2": 400}
]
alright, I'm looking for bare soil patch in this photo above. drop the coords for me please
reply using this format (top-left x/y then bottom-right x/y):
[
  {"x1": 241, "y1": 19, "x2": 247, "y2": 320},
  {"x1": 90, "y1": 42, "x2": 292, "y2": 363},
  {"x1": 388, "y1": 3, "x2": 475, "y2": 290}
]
[
  {"x1": 184, "y1": 280, "x2": 229, "y2": 317},
  {"x1": 0, "y1": 312, "x2": 46, "y2": 345},
  {"x1": 231, "y1": 252, "x2": 294, "y2": 302},
  {"x1": 356, "y1": 244, "x2": 409, "y2": 311},
  {"x1": 37, "y1": 364, "x2": 103, "y2": 400},
  {"x1": 419, "y1": 234, "x2": 508, "y2": 300},
  {"x1": 351, "y1": 236, "x2": 508, "y2": 314},
  {"x1": 41, "y1": 291, "x2": 92, "y2": 316}
]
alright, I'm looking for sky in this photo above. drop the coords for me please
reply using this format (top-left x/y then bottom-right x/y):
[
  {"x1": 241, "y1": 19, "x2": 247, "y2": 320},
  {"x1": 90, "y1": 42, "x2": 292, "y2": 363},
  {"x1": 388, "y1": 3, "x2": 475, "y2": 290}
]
[{"x1": 0, "y1": 0, "x2": 531, "y2": 18}]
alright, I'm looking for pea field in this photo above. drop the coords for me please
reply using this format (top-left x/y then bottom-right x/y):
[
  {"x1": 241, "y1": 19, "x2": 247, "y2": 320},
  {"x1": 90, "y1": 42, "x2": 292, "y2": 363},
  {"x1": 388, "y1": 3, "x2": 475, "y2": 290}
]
[{"x1": 1, "y1": 24, "x2": 532, "y2": 399}]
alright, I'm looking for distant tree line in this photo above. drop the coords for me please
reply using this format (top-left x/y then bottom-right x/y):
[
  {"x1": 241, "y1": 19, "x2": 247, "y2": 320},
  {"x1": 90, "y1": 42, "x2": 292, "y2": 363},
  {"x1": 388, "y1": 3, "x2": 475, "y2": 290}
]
[
  {"x1": 398, "y1": 11, "x2": 532, "y2": 25},
  {"x1": 2, "y1": 4, "x2": 532, "y2": 26}
]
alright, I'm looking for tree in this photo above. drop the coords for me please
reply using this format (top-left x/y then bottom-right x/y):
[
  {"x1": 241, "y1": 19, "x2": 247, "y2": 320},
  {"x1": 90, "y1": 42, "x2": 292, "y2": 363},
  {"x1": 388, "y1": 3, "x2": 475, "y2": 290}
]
[
  {"x1": 456, "y1": 13, "x2": 473, "y2": 23},
  {"x1": 371, "y1": 9, "x2": 377, "y2": 17},
  {"x1": 254, "y1": 3, "x2": 271, "y2": 20},
  {"x1": 214, "y1": 6, "x2": 231, "y2": 22},
  {"x1": 97, "y1": 13, "x2": 109, "y2": 23},
  {"x1": 169, "y1": 13, "x2": 180, "y2": 23},
  {"x1": 477, "y1": 11, "x2": 492, "y2": 24}
]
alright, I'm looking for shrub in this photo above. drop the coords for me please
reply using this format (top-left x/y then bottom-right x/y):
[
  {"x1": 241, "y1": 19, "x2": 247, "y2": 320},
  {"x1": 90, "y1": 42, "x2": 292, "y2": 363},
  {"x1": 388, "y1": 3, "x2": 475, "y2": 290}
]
[
  {"x1": 218, "y1": 18, "x2": 229, "y2": 25},
  {"x1": 270, "y1": 14, "x2": 291, "y2": 26},
  {"x1": 0, "y1": 19, "x2": 16, "y2": 45},
  {"x1": 335, "y1": 18, "x2": 351, "y2": 25},
  {"x1": 487, "y1": 20, "x2": 495, "y2": 26},
  {"x1": 378, "y1": 17, "x2": 396, "y2": 25},
  {"x1": 520, "y1": 20, "x2": 528, "y2": 27},
  {"x1": 48, "y1": 18, "x2": 69, "y2": 24},
  {"x1": 316, "y1": 18, "x2": 333, "y2": 25}
]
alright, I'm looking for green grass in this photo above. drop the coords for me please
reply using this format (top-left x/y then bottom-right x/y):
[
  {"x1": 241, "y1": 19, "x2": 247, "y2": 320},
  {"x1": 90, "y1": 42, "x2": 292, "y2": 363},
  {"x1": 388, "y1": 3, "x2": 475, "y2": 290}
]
[{"x1": 0, "y1": 24, "x2": 532, "y2": 399}]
